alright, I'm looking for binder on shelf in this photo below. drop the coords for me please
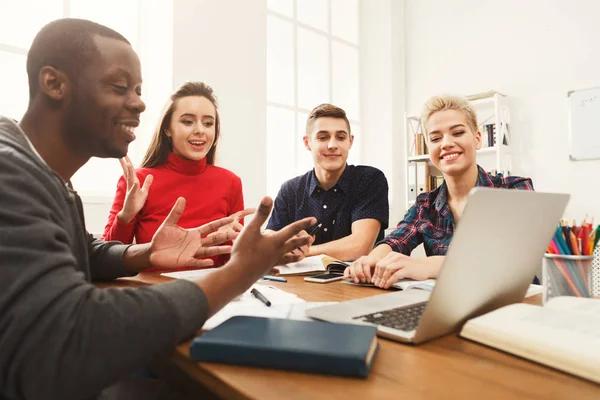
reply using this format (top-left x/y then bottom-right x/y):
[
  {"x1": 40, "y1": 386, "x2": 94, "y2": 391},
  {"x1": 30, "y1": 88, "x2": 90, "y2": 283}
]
[
  {"x1": 416, "y1": 163, "x2": 428, "y2": 195},
  {"x1": 408, "y1": 164, "x2": 416, "y2": 202},
  {"x1": 480, "y1": 125, "x2": 489, "y2": 148}
]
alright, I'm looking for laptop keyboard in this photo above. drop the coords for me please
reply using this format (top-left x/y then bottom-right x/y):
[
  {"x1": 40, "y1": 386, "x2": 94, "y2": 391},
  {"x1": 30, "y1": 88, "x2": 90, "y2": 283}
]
[{"x1": 353, "y1": 302, "x2": 427, "y2": 332}]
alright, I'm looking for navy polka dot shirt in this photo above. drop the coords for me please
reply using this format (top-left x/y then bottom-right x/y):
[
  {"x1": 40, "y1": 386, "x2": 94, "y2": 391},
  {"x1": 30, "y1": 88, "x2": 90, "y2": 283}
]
[{"x1": 267, "y1": 165, "x2": 389, "y2": 245}]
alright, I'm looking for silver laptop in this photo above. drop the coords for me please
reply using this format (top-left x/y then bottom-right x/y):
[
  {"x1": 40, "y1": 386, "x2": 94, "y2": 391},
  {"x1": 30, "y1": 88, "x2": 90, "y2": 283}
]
[{"x1": 306, "y1": 188, "x2": 569, "y2": 344}]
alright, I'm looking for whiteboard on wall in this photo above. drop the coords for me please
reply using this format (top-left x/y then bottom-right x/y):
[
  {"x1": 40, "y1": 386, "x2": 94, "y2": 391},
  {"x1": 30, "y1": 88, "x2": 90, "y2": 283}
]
[{"x1": 568, "y1": 86, "x2": 600, "y2": 161}]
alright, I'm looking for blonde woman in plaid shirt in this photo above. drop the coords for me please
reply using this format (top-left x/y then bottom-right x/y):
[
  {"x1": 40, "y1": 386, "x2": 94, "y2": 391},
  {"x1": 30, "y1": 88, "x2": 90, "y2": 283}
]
[{"x1": 345, "y1": 95, "x2": 533, "y2": 288}]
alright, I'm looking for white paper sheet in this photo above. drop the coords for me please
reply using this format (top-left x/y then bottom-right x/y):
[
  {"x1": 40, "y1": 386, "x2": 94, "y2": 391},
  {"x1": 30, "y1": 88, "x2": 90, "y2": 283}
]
[
  {"x1": 161, "y1": 268, "x2": 217, "y2": 280},
  {"x1": 202, "y1": 284, "x2": 305, "y2": 330}
]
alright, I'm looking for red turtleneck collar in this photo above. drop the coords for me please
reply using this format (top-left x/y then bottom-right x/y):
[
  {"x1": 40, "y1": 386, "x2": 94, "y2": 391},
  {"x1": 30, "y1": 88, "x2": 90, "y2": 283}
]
[{"x1": 165, "y1": 152, "x2": 208, "y2": 175}]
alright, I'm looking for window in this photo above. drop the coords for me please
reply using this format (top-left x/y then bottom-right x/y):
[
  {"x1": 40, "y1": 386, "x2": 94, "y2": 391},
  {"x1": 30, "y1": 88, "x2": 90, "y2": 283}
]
[
  {"x1": 0, "y1": 0, "x2": 173, "y2": 198},
  {"x1": 266, "y1": 0, "x2": 360, "y2": 197}
]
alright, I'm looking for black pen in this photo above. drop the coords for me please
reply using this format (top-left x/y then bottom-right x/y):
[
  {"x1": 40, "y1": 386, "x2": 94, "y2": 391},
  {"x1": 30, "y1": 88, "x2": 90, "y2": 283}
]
[
  {"x1": 307, "y1": 222, "x2": 322, "y2": 236},
  {"x1": 291, "y1": 222, "x2": 321, "y2": 256},
  {"x1": 251, "y1": 288, "x2": 271, "y2": 307}
]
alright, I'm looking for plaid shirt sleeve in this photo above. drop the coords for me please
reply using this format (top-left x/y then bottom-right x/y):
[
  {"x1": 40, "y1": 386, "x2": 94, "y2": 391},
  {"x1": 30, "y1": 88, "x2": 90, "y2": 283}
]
[
  {"x1": 377, "y1": 203, "x2": 424, "y2": 255},
  {"x1": 503, "y1": 176, "x2": 534, "y2": 191}
]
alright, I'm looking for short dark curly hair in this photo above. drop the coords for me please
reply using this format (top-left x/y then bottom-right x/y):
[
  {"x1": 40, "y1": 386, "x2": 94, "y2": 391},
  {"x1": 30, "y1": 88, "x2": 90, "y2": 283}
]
[{"x1": 26, "y1": 18, "x2": 130, "y2": 99}]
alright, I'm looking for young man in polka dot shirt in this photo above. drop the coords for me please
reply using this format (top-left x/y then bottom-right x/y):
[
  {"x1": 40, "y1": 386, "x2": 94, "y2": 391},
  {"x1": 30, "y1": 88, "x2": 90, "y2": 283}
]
[{"x1": 267, "y1": 104, "x2": 389, "y2": 262}]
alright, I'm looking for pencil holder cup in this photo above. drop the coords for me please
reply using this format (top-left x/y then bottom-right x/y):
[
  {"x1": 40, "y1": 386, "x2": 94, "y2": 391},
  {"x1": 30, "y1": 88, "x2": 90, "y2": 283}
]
[
  {"x1": 592, "y1": 246, "x2": 600, "y2": 297},
  {"x1": 542, "y1": 254, "x2": 595, "y2": 303}
]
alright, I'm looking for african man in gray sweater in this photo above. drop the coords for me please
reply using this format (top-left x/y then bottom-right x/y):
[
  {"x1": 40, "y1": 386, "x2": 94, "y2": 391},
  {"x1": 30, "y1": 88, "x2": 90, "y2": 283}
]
[{"x1": 0, "y1": 19, "x2": 313, "y2": 400}]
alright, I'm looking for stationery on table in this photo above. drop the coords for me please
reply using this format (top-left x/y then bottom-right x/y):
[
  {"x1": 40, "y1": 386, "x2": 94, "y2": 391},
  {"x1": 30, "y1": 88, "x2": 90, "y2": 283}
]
[
  {"x1": 545, "y1": 219, "x2": 599, "y2": 298},
  {"x1": 549, "y1": 219, "x2": 599, "y2": 256},
  {"x1": 251, "y1": 287, "x2": 271, "y2": 307},
  {"x1": 273, "y1": 254, "x2": 349, "y2": 276},
  {"x1": 202, "y1": 284, "x2": 304, "y2": 330},
  {"x1": 307, "y1": 222, "x2": 323, "y2": 236},
  {"x1": 460, "y1": 296, "x2": 600, "y2": 384},
  {"x1": 190, "y1": 316, "x2": 379, "y2": 378},
  {"x1": 201, "y1": 284, "x2": 338, "y2": 330},
  {"x1": 161, "y1": 266, "x2": 340, "y2": 329},
  {"x1": 162, "y1": 270, "x2": 288, "y2": 284},
  {"x1": 344, "y1": 278, "x2": 544, "y2": 298},
  {"x1": 261, "y1": 275, "x2": 287, "y2": 282},
  {"x1": 160, "y1": 255, "x2": 348, "y2": 279}
]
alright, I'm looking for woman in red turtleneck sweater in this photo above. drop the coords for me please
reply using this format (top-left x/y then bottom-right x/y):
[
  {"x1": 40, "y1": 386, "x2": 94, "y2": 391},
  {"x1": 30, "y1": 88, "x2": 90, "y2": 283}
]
[{"x1": 103, "y1": 81, "x2": 252, "y2": 271}]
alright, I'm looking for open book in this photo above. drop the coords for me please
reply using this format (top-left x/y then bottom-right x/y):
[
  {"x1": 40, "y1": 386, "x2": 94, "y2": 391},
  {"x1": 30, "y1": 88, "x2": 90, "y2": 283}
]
[
  {"x1": 460, "y1": 297, "x2": 600, "y2": 384},
  {"x1": 274, "y1": 255, "x2": 349, "y2": 276}
]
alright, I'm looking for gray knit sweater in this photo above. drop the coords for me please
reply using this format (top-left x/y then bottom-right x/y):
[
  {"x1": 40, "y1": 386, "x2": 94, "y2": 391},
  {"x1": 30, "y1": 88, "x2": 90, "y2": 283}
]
[{"x1": 0, "y1": 117, "x2": 209, "y2": 399}]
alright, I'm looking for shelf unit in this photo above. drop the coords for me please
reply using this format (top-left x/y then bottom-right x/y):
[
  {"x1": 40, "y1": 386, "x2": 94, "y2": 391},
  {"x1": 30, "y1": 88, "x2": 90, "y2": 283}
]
[{"x1": 405, "y1": 92, "x2": 512, "y2": 208}]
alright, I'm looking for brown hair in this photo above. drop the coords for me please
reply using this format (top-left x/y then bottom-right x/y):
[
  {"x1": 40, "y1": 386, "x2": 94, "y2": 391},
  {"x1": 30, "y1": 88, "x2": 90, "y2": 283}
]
[
  {"x1": 141, "y1": 81, "x2": 220, "y2": 168},
  {"x1": 305, "y1": 103, "x2": 351, "y2": 135},
  {"x1": 421, "y1": 95, "x2": 478, "y2": 136}
]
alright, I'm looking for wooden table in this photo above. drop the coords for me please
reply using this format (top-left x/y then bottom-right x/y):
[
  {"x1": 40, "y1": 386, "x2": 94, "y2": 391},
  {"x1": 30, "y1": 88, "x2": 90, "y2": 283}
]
[{"x1": 114, "y1": 273, "x2": 600, "y2": 400}]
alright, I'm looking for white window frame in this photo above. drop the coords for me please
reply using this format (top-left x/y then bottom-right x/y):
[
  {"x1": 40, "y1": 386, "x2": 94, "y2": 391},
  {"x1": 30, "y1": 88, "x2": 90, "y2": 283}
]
[
  {"x1": 0, "y1": 0, "x2": 172, "y2": 201},
  {"x1": 266, "y1": 0, "x2": 361, "y2": 195}
]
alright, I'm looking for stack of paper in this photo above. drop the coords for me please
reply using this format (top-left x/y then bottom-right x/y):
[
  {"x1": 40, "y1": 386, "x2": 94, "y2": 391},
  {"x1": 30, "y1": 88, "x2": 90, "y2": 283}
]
[
  {"x1": 201, "y1": 285, "x2": 338, "y2": 330},
  {"x1": 203, "y1": 284, "x2": 304, "y2": 330},
  {"x1": 161, "y1": 268, "x2": 217, "y2": 280}
]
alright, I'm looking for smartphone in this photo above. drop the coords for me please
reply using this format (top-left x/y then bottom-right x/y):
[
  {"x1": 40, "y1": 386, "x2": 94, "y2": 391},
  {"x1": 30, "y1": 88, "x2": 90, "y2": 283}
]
[{"x1": 304, "y1": 273, "x2": 344, "y2": 283}]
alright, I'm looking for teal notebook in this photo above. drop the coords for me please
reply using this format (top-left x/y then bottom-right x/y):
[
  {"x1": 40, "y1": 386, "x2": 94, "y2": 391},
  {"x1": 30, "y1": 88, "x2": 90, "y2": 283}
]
[{"x1": 190, "y1": 316, "x2": 379, "y2": 378}]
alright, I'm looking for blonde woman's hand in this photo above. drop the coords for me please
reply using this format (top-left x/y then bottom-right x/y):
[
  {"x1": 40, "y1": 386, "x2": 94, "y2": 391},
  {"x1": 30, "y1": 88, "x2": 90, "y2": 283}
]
[
  {"x1": 372, "y1": 253, "x2": 442, "y2": 289},
  {"x1": 117, "y1": 156, "x2": 153, "y2": 224},
  {"x1": 344, "y1": 255, "x2": 378, "y2": 283}
]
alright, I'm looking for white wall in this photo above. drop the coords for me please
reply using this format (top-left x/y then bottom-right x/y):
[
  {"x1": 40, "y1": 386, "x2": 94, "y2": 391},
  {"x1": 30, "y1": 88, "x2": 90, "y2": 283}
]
[
  {"x1": 404, "y1": 0, "x2": 600, "y2": 220},
  {"x1": 172, "y1": 0, "x2": 267, "y2": 210},
  {"x1": 360, "y1": 0, "x2": 407, "y2": 227}
]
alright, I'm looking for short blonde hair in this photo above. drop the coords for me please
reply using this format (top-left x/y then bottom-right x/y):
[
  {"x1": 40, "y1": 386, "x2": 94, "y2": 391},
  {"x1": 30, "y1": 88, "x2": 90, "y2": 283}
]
[{"x1": 421, "y1": 95, "x2": 478, "y2": 135}]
